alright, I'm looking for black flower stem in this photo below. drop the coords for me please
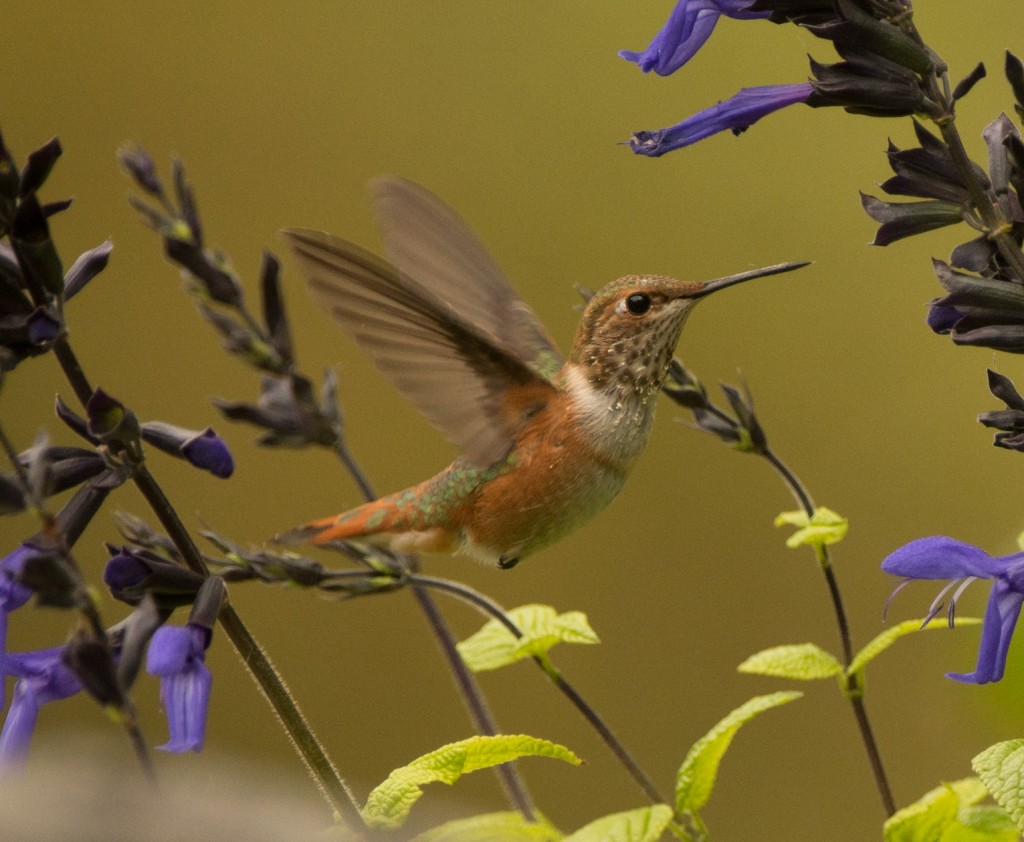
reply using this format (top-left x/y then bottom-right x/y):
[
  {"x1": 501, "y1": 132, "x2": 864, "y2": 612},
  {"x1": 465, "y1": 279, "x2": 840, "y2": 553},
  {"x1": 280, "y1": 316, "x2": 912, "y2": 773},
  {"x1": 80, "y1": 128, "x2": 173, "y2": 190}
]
[
  {"x1": 48, "y1": 337, "x2": 361, "y2": 824},
  {"x1": 337, "y1": 458, "x2": 537, "y2": 822},
  {"x1": 761, "y1": 447, "x2": 895, "y2": 816},
  {"x1": 408, "y1": 573, "x2": 670, "y2": 806}
]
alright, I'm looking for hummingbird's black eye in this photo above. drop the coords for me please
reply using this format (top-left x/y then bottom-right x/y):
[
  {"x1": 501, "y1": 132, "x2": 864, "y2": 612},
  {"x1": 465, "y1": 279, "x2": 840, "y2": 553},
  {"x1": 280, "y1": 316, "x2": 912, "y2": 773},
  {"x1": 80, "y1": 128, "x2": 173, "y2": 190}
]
[{"x1": 625, "y1": 292, "x2": 651, "y2": 315}]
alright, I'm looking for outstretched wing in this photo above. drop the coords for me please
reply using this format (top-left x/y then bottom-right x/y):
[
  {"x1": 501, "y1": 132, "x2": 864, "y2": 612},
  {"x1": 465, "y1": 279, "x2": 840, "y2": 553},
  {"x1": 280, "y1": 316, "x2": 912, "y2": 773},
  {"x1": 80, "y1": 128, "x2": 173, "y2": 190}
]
[{"x1": 282, "y1": 180, "x2": 564, "y2": 468}]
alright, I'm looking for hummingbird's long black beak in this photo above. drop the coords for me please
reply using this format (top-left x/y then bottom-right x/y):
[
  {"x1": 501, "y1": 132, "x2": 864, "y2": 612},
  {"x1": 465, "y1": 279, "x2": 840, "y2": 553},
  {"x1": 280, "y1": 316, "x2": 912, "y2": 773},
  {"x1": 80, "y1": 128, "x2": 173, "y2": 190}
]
[{"x1": 694, "y1": 260, "x2": 811, "y2": 298}]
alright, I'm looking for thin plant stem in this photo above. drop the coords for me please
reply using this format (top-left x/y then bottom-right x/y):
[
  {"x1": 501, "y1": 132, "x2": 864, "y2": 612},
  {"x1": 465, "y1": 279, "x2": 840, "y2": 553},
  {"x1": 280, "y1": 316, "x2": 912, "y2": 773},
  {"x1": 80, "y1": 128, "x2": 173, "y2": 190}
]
[
  {"x1": 408, "y1": 573, "x2": 670, "y2": 806},
  {"x1": 761, "y1": 446, "x2": 895, "y2": 816}
]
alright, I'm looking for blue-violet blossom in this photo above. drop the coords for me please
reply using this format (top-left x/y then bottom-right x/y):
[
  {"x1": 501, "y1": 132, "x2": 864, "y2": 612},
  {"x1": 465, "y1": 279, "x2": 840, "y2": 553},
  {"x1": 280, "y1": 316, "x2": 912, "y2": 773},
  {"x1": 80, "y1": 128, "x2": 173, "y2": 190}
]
[
  {"x1": 883, "y1": 535, "x2": 1024, "y2": 684},
  {"x1": 146, "y1": 624, "x2": 212, "y2": 752},
  {"x1": 619, "y1": 0, "x2": 769, "y2": 76},
  {"x1": 0, "y1": 548, "x2": 34, "y2": 666},
  {"x1": 629, "y1": 83, "x2": 815, "y2": 156},
  {"x1": 0, "y1": 646, "x2": 82, "y2": 765}
]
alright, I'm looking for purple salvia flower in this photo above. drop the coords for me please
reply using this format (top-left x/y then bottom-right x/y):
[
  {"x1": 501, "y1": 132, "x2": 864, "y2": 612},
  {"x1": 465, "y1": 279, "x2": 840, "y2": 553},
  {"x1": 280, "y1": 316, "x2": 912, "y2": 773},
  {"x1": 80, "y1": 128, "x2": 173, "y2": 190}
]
[
  {"x1": 629, "y1": 83, "x2": 814, "y2": 156},
  {"x1": 0, "y1": 548, "x2": 35, "y2": 673},
  {"x1": 620, "y1": 0, "x2": 769, "y2": 76},
  {"x1": 140, "y1": 422, "x2": 234, "y2": 478},
  {"x1": 883, "y1": 536, "x2": 1024, "y2": 684},
  {"x1": 146, "y1": 624, "x2": 212, "y2": 752},
  {"x1": 0, "y1": 646, "x2": 82, "y2": 765}
]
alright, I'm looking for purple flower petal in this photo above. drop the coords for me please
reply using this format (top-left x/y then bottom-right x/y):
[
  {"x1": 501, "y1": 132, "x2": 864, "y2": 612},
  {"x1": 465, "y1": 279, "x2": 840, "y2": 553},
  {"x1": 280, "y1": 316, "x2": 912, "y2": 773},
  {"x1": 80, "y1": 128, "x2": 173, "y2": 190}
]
[
  {"x1": 102, "y1": 549, "x2": 150, "y2": 593},
  {"x1": 881, "y1": 536, "x2": 1013, "y2": 580},
  {"x1": 619, "y1": 1, "x2": 769, "y2": 76},
  {"x1": 628, "y1": 83, "x2": 814, "y2": 156},
  {"x1": 147, "y1": 625, "x2": 212, "y2": 753},
  {"x1": 181, "y1": 428, "x2": 234, "y2": 479},
  {"x1": 947, "y1": 579, "x2": 1024, "y2": 684}
]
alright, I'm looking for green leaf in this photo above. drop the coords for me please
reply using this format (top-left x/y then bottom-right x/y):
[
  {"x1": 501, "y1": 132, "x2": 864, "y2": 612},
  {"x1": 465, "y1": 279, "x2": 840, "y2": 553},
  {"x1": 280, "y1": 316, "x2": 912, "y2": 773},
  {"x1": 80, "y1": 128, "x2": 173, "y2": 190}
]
[
  {"x1": 563, "y1": 805, "x2": 673, "y2": 842},
  {"x1": 737, "y1": 643, "x2": 842, "y2": 680},
  {"x1": 774, "y1": 507, "x2": 848, "y2": 549},
  {"x1": 848, "y1": 618, "x2": 983, "y2": 676},
  {"x1": 883, "y1": 778, "x2": 1015, "y2": 842},
  {"x1": 363, "y1": 735, "x2": 582, "y2": 829},
  {"x1": 412, "y1": 811, "x2": 563, "y2": 842},
  {"x1": 675, "y1": 691, "x2": 801, "y2": 815},
  {"x1": 457, "y1": 604, "x2": 599, "y2": 672},
  {"x1": 973, "y1": 740, "x2": 1024, "y2": 831}
]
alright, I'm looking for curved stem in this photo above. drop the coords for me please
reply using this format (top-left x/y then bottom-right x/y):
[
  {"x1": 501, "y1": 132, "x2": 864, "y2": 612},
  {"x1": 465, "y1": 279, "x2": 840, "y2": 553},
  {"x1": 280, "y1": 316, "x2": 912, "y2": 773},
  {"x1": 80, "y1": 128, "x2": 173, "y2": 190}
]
[
  {"x1": 409, "y1": 573, "x2": 670, "y2": 806},
  {"x1": 760, "y1": 447, "x2": 894, "y2": 815}
]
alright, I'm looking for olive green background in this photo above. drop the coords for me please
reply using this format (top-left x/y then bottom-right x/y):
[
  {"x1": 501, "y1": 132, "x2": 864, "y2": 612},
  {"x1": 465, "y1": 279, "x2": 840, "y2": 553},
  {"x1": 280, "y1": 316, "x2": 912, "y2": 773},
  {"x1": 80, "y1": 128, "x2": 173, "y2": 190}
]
[{"x1": 3, "y1": 3, "x2": 1023, "y2": 838}]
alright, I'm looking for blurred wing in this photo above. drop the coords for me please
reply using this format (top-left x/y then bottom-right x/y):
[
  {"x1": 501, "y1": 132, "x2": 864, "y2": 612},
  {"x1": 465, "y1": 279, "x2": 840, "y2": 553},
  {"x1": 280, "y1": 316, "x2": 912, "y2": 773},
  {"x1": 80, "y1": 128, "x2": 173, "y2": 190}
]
[
  {"x1": 372, "y1": 177, "x2": 563, "y2": 383},
  {"x1": 282, "y1": 228, "x2": 561, "y2": 468}
]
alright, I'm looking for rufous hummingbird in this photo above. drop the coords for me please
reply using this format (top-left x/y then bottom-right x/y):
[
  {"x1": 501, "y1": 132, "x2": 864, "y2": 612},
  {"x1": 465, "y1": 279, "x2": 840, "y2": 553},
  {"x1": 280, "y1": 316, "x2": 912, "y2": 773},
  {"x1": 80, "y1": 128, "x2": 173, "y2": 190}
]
[{"x1": 281, "y1": 178, "x2": 804, "y2": 568}]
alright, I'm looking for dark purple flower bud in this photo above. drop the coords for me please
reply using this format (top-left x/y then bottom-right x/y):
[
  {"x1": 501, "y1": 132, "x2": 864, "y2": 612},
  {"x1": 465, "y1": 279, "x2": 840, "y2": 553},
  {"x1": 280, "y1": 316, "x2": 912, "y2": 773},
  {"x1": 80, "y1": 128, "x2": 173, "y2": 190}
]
[
  {"x1": 102, "y1": 545, "x2": 205, "y2": 607},
  {"x1": 61, "y1": 628, "x2": 124, "y2": 709},
  {"x1": 983, "y1": 114, "x2": 1019, "y2": 196},
  {"x1": 952, "y1": 63, "x2": 987, "y2": 102},
  {"x1": 140, "y1": 422, "x2": 234, "y2": 478},
  {"x1": 928, "y1": 259, "x2": 1024, "y2": 353},
  {"x1": 629, "y1": 83, "x2": 814, "y2": 156},
  {"x1": 0, "y1": 646, "x2": 82, "y2": 765},
  {"x1": 86, "y1": 388, "x2": 141, "y2": 444},
  {"x1": 19, "y1": 137, "x2": 62, "y2": 199},
  {"x1": 25, "y1": 308, "x2": 61, "y2": 345},
  {"x1": 260, "y1": 251, "x2": 293, "y2": 366},
  {"x1": 117, "y1": 143, "x2": 164, "y2": 198},
  {"x1": 806, "y1": 0, "x2": 932, "y2": 75},
  {"x1": 146, "y1": 624, "x2": 212, "y2": 752},
  {"x1": 11, "y1": 195, "x2": 63, "y2": 296},
  {"x1": 619, "y1": 1, "x2": 769, "y2": 76},
  {"x1": 1006, "y1": 52, "x2": 1024, "y2": 122},
  {"x1": 883, "y1": 536, "x2": 1024, "y2": 683},
  {"x1": 979, "y1": 369, "x2": 1024, "y2": 452},
  {"x1": 860, "y1": 194, "x2": 964, "y2": 246},
  {"x1": 214, "y1": 373, "x2": 339, "y2": 448},
  {"x1": 63, "y1": 240, "x2": 112, "y2": 302},
  {"x1": 15, "y1": 445, "x2": 106, "y2": 499},
  {"x1": 808, "y1": 56, "x2": 925, "y2": 117}
]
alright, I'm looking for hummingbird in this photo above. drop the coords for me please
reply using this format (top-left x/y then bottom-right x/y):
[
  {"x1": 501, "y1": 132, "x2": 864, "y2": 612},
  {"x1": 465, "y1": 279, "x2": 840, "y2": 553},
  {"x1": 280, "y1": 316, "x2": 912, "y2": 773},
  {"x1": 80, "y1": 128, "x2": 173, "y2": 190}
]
[{"x1": 281, "y1": 178, "x2": 803, "y2": 568}]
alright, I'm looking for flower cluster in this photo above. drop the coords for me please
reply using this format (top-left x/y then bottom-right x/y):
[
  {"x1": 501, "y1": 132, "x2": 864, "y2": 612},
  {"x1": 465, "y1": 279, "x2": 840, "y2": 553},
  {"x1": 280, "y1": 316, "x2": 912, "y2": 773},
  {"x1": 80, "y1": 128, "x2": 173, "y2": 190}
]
[{"x1": 620, "y1": 0, "x2": 937, "y2": 156}]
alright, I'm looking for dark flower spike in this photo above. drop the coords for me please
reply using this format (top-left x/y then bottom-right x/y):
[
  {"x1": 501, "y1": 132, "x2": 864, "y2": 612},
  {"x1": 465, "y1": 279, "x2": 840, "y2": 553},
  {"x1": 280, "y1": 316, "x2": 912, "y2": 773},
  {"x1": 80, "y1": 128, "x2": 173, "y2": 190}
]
[
  {"x1": 808, "y1": 56, "x2": 924, "y2": 117},
  {"x1": 62, "y1": 240, "x2": 112, "y2": 302},
  {"x1": 103, "y1": 545, "x2": 205, "y2": 607},
  {"x1": 619, "y1": 0, "x2": 769, "y2": 76},
  {"x1": 629, "y1": 83, "x2": 814, "y2": 155},
  {"x1": 979, "y1": 369, "x2": 1024, "y2": 452},
  {"x1": 165, "y1": 237, "x2": 242, "y2": 306},
  {"x1": 953, "y1": 63, "x2": 987, "y2": 102},
  {"x1": 860, "y1": 194, "x2": 964, "y2": 245},
  {"x1": 0, "y1": 646, "x2": 82, "y2": 765},
  {"x1": 18, "y1": 137, "x2": 62, "y2": 199},
  {"x1": 1006, "y1": 52, "x2": 1024, "y2": 122},
  {"x1": 140, "y1": 422, "x2": 234, "y2": 478},
  {"x1": 882, "y1": 536, "x2": 1024, "y2": 683},
  {"x1": 172, "y1": 158, "x2": 202, "y2": 248}
]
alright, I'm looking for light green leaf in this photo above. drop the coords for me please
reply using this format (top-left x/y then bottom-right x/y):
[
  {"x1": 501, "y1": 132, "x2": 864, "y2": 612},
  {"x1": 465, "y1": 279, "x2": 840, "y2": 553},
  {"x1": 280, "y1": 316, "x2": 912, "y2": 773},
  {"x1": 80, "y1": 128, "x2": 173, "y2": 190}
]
[
  {"x1": 412, "y1": 811, "x2": 563, "y2": 842},
  {"x1": 564, "y1": 805, "x2": 673, "y2": 842},
  {"x1": 883, "y1": 778, "x2": 1013, "y2": 842},
  {"x1": 848, "y1": 618, "x2": 983, "y2": 676},
  {"x1": 675, "y1": 691, "x2": 801, "y2": 815},
  {"x1": 363, "y1": 735, "x2": 582, "y2": 829},
  {"x1": 973, "y1": 740, "x2": 1024, "y2": 831},
  {"x1": 774, "y1": 507, "x2": 848, "y2": 549},
  {"x1": 737, "y1": 643, "x2": 842, "y2": 680},
  {"x1": 457, "y1": 604, "x2": 599, "y2": 672}
]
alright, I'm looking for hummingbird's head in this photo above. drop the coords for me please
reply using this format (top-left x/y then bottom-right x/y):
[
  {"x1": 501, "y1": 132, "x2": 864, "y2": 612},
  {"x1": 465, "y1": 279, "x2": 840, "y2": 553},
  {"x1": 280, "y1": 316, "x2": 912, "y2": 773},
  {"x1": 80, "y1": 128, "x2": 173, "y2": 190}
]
[{"x1": 570, "y1": 274, "x2": 714, "y2": 397}]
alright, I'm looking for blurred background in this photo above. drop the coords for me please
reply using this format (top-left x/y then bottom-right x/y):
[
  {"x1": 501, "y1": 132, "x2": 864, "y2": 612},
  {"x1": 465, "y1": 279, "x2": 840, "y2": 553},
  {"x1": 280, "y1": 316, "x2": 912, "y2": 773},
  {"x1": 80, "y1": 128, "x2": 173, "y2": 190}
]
[{"x1": 3, "y1": 2, "x2": 1023, "y2": 838}]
